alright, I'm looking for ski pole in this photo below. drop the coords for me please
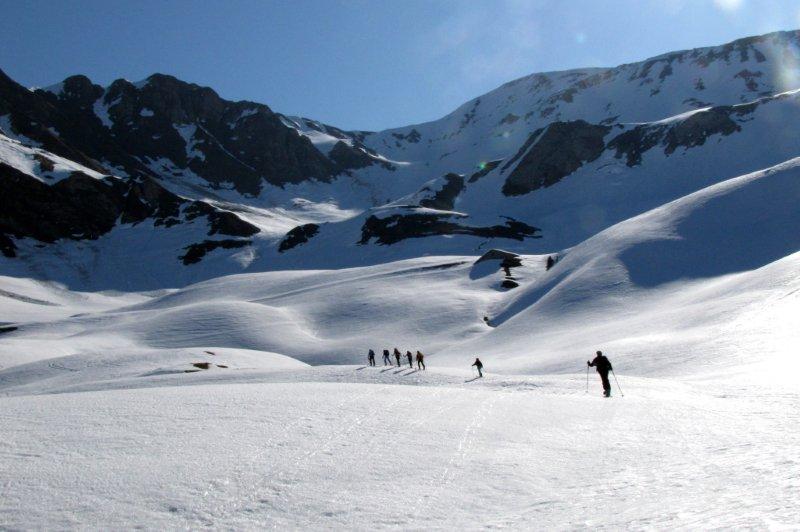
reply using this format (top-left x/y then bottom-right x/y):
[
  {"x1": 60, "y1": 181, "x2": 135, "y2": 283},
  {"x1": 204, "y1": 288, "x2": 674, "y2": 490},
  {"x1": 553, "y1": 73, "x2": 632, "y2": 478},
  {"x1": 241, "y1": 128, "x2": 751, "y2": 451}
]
[
  {"x1": 585, "y1": 365, "x2": 589, "y2": 393},
  {"x1": 611, "y1": 370, "x2": 624, "y2": 397}
]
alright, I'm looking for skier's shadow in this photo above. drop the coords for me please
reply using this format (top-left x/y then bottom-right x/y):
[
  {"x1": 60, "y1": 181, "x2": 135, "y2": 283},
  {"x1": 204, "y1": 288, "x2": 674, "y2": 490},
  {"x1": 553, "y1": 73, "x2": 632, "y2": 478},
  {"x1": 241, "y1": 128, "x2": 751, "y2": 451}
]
[
  {"x1": 464, "y1": 376, "x2": 482, "y2": 383},
  {"x1": 380, "y1": 368, "x2": 394, "y2": 373},
  {"x1": 403, "y1": 369, "x2": 419, "y2": 376},
  {"x1": 355, "y1": 366, "x2": 367, "y2": 371}
]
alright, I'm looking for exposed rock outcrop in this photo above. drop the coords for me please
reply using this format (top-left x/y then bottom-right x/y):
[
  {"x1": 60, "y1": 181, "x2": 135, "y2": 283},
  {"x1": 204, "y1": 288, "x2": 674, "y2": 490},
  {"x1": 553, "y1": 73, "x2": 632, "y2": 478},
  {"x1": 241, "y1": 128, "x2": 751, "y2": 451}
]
[
  {"x1": 419, "y1": 173, "x2": 465, "y2": 211},
  {"x1": 0, "y1": 68, "x2": 340, "y2": 194},
  {"x1": 359, "y1": 212, "x2": 540, "y2": 246},
  {"x1": 179, "y1": 239, "x2": 252, "y2": 265},
  {"x1": 0, "y1": 162, "x2": 259, "y2": 257},
  {"x1": 278, "y1": 223, "x2": 320, "y2": 252},
  {"x1": 502, "y1": 121, "x2": 610, "y2": 196}
]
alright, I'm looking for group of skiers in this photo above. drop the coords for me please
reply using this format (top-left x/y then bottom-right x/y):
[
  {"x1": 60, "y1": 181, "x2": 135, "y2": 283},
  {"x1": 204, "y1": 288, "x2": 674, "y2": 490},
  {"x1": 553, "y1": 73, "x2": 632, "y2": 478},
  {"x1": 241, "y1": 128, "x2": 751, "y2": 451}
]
[
  {"x1": 368, "y1": 348, "x2": 426, "y2": 370},
  {"x1": 366, "y1": 348, "x2": 485, "y2": 377},
  {"x1": 366, "y1": 349, "x2": 616, "y2": 397}
]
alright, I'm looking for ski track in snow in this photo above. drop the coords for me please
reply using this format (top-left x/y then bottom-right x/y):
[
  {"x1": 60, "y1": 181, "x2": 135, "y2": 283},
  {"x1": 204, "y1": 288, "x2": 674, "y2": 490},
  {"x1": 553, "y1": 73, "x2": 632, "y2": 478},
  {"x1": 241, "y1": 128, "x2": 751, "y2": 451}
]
[{"x1": 1, "y1": 369, "x2": 797, "y2": 529}]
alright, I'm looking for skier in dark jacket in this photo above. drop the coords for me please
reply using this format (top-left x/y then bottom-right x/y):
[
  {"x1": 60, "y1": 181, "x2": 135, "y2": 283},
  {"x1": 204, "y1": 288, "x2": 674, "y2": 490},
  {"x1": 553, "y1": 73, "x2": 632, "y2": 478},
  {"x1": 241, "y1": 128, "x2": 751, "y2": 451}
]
[
  {"x1": 394, "y1": 348, "x2": 401, "y2": 366},
  {"x1": 368, "y1": 349, "x2": 376, "y2": 367},
  {"x1": 588, "y1": 350, "x2": 613, "y2": 397},
  {"x1": 382, "y1": 349, "x2": 391, "y2": 366},
  {"x1": 472, "y1": 357, "x2": 483, "y2": 377},
  {"x1": 406, "y1": 351, "x2": 413, "y2": 368},
  {"x1": 416, "y1": 351, "x2": 426, "y2": 370}
]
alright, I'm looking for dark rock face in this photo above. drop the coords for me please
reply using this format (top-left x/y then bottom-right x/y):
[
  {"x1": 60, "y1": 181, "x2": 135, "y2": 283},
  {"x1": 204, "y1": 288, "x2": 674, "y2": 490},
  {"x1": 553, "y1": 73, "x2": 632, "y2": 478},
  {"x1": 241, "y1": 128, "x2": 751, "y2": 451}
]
[
  {"x1": 419, "y1": 173, "x2": 465, "y2": 211},
  {"x1": 328, "y1": 141, "x2": 395, "y2": 172},
  {"x1": 0, "y1": 162, "x2": 259, "y2": 258},
  {"x1": 501, "y1": 128, "x2": 544, "y2": 172},
  {"x1": 475, "y1": 249, "x2": 520, "y2": 264},
  {"x1": 663, "y1": 107, "x2": 740, "y2": 154},
  {"x1": 735, "y1": 69, "x2": 763, "y2": 92},
  {"x1": 502, "y1": 121, "x2": 610, "y2": 196},
  {"x1": 120, "y1": 178, "x2": 184, "y2": 225},
  {"x1": 502, "y1": 100, "x2": 753, "y2": 195},
  {"x1": 609, "y1": 105, "x2": 747, "y2": 166},
  {"x1": 0, "y1": 71, "x2": 111, "y2": 174},
  {"x1": 0, "y1": 164, "x2": 126, "y2": 243},
  {"x1": 33, "y1": 154, "x2": 55, "y2": 174},
  {"x1": 467, "y1": 160, "x2": 502, "y2": 183},
  {"x1": 607, "y1": 125, "x2": 666, "y2": 166},
  {"x1": 391, "y1": 128, "x2": 421, "y2": 143},
  {"x1": 473, "y1": 249, "x2": 522, "y2": 290},
  {"x1": 0, "y1": 69, "x2": 340, "y2": 194},
  {"x1": 0, "y1": 233, "x2": 16, "y2": 257},
  {"x1": 359, "y1": 212, "x2": 540, "y2": 245},
  {"x1": 183, "y1": 202, "x2": 259, "y2": 237},
  {"x1": 278, "y1": 223, "x2": 320, "y2": 252},
  {"x1": 180, "y1": 239, "x2": 251, "y2": 265}
]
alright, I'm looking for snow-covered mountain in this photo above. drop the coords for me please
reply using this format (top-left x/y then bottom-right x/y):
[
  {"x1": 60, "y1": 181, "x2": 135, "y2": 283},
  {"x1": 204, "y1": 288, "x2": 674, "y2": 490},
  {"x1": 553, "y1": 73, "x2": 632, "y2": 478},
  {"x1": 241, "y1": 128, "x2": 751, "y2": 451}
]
[{"x1": 3, "y1": 30, "x2": 800, "y2": 289}]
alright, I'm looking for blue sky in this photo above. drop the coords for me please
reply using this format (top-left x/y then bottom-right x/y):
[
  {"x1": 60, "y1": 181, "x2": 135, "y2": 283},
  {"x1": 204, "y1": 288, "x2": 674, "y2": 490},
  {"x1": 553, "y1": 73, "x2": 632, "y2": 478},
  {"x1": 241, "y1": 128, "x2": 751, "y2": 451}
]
[{"x1": 1, "y1": 0, "x2": 798, "y2": 130}]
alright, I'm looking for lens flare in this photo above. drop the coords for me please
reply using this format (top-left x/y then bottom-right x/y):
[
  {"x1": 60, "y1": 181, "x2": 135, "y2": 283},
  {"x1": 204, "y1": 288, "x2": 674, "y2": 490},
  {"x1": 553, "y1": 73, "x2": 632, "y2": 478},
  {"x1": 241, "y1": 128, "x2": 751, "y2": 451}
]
[{"x1": 776, "y1": 53, "x2": 800, "y2": 93}]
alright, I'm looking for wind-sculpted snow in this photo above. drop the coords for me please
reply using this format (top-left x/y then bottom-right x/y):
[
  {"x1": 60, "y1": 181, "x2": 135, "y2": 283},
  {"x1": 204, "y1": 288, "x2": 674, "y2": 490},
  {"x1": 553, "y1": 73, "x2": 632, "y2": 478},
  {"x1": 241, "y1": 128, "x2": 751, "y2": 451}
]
[
  {"x1": 2, "y1": 158, "x2": 798, "y2": 378},
  {"x1": 453, "y1": 158, "x2": 800, "y2": 375}
]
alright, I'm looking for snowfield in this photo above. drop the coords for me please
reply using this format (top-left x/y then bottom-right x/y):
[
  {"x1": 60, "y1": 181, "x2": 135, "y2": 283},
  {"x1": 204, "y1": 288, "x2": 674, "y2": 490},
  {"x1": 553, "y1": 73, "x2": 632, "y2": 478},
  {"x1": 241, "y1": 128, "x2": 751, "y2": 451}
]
[
  {"x1": 1, "y1": 157, "x2": 799, "y2": 528},
  {"x1": 2, "y1": 370, "x2": 798, "y2": 529}
]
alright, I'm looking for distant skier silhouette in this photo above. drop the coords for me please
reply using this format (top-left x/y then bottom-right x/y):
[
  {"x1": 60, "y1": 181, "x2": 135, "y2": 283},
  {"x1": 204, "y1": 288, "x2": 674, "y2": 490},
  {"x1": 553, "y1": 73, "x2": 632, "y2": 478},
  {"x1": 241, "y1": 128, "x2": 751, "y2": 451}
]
[
  {"x1": 416, "y1": 351, "x2": 426, "y2": 370},
  {"x1": 406, "y1": 351, "x2": 413, "y2": 368},
  {"x1": 382, "y1": 349, "x2": 392, "y2": 366},
  {"x1": 367, "y1": 349, "x2": 376, "y2": 367},
  {"x1": 546, "y1": 256, "x2": 555, "y2": 270},
  {"x1": 472, "y1": 357, "x2": 483, "y2": 377},
  {"x1": 588, "y1": 350, "x2": 613, "y2": 397},
  {"x1": 394, "y1": 348, "x2": 401, "y2": 366}
]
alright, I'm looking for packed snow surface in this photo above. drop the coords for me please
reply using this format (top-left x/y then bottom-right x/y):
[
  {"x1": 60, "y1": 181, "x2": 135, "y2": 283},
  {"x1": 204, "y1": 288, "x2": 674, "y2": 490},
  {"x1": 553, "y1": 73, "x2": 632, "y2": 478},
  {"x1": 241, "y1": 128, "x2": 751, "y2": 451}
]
[{"x1": 1, "y1": 369, "x2": 798, "y2": 529}]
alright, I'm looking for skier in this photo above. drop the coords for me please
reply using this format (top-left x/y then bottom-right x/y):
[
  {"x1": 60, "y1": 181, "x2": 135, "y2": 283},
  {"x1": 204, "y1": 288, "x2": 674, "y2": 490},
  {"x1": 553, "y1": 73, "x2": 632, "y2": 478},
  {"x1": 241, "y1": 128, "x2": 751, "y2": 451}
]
[
  {"x1": 416, "y1": 350, "x2": 426, "y2": 370},
  {"x1": 406, "y1": 350, "x2": 413, "y2": 368},
  {"x1": 587, "y1": 350, "x2": 613, "y2": 397},
  {"x1": 546, "y1": 256, "x2": 555, "y2": 271},
  {"x1": 367, "y1": 349, "x2": 376, "y2": 367},
  {"x1": 472, "y1": 357, "x2": 483, "y2": 377},
  {"x1": 382, "y1": 349, "x2": 392, "y2": 366},
  {"x1": 394, "y1": 348, "x2": 401, "y2": 367}
]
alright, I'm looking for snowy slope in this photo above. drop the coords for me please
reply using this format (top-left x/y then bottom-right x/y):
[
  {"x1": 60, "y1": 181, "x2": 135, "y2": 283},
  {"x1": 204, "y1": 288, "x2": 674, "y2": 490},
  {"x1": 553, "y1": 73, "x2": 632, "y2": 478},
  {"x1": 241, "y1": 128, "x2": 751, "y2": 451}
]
[
  {"x1": 444, "y1": 157, "x2": 800, "y2": 378},
  {"x1": 2, "y1": 157, "x2": 798, "y2": 382},
  {"x1": 0, "y1": 133, "x2": 107, "y2": 183}
]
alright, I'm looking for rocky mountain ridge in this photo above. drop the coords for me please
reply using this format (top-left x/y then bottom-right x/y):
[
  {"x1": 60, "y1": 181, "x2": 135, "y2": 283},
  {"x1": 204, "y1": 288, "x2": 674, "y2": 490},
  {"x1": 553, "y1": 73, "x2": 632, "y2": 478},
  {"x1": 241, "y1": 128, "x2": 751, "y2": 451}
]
[{"x1": 1, "y1": 29, "x2": 799, "y2": 289}]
